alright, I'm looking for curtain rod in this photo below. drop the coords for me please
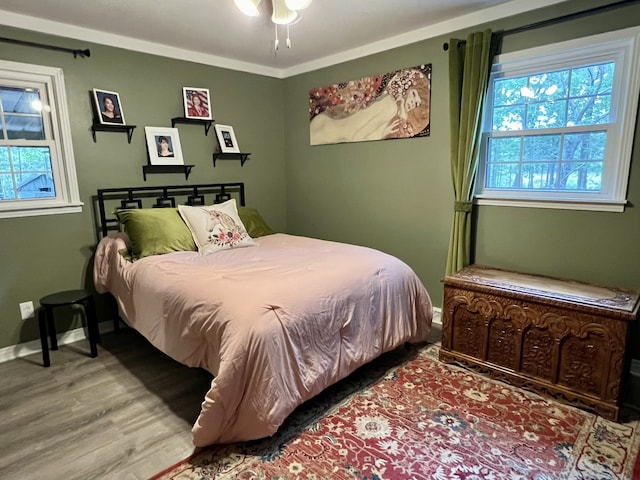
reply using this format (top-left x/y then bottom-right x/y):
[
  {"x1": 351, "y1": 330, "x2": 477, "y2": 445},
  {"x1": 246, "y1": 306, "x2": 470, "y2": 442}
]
[
  {"x1": 442, "y1": 0, "x2": 640, "y2": 51},
  {"x1": 0, "y1": 36, "x2": 90, "y2": 58}
]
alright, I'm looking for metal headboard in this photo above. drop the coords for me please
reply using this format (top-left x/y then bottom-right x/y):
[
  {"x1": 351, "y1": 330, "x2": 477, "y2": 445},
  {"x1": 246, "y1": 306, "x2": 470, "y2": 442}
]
[{"x1": 96, "y1": 182, "x2": 245, "y2": 237}]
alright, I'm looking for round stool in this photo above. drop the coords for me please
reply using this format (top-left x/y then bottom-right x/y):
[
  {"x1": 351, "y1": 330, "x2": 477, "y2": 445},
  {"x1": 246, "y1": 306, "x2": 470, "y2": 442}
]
[{"x1": 38, "y1": 289, "x2": 100, "y2": 368}]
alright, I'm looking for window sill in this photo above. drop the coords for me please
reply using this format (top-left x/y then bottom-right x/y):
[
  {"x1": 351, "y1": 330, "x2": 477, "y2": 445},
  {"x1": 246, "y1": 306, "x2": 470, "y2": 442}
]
[
  {"x1": 0, "y1": 202, "x2": 83, "y2": 219},
  {"x1": 475, "y1": 196, "x2": 627, "y2": 213}
]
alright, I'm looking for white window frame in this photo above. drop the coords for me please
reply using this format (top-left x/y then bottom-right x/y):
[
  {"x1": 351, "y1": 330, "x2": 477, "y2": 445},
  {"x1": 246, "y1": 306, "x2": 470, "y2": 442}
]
[
  {"x1": 475, "y1": 26, "x2": 640, "y2": 212},
  {"x1": 0, "y1": 60, "x2": 82, "y2": 218}
]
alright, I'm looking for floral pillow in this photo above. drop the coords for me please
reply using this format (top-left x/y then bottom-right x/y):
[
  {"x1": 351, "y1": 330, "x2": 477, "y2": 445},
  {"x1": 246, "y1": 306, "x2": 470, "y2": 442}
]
[{"x1": 178, "y1": 199, "x2": 256, "y2": 255}]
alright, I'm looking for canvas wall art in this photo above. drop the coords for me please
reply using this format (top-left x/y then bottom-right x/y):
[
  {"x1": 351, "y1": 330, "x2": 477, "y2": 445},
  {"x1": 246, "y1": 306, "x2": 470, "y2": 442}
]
[{"x1": 309, "y1": 64, "x2": 431, "y2": 145}]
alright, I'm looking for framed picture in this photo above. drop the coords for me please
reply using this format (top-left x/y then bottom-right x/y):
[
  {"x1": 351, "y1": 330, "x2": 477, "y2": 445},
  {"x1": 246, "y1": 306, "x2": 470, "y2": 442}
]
[
  {"x1": 144, "y1": 127, "x2": 184, "y2": 165},
  {"x1": 92, "y1": 88, "x2": 125, "y2": 125},
  {"x1": 214, "y1": 124, "x2": 240, "y2": 153},
  {"x1": 183, "y1": 87, "x2": 212, "y2": 120}
]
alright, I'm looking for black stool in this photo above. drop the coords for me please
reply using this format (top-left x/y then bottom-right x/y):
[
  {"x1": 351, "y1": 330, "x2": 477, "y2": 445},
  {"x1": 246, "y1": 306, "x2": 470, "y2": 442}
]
[{"x1": 38, "y1": 289, "x2": 100, "y2": 368}]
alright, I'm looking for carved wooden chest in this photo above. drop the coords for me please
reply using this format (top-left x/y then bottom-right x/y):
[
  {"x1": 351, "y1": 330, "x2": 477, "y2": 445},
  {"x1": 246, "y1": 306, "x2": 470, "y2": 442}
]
[{"x1": 440, "y1": 265, "x2": 639, "y2": 420}]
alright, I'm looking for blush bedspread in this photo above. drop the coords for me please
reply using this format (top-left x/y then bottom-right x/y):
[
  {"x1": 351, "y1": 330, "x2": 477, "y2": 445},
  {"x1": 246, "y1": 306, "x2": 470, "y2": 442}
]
[{"x1": 94, "y1": 233, "x2": 433, "y2": 446}]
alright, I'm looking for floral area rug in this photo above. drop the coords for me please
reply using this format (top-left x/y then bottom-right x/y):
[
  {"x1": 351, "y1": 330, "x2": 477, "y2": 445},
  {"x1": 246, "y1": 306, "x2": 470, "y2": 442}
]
[{"x1": 151, "y1": 343, "x2": 640, "y2": 480}]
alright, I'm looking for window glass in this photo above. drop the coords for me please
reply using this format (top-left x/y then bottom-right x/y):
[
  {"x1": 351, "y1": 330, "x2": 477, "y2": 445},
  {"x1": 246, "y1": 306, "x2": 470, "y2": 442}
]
[
  {"x1": 0, "y1": 146, "x2": 55, "y2": 200},
  {"x1": 0, "y1": 87, "x2": 46, "y2": 140}
]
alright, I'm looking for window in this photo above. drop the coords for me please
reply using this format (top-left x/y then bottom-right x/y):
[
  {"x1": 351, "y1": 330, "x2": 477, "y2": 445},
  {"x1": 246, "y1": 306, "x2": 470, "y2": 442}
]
[
  {"x1": 0, "y1": 60, "x2": 81, "y2": 218},
  {"x1": 476, "y1": 27, "x2": 640, "y2": 212}
]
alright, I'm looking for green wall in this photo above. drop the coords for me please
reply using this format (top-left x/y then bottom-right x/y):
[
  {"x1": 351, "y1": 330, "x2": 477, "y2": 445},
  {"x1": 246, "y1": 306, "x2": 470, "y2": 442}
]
[
  {"x1": 283, "y1": 0, "x2": 640, "y2": 352},
  {"x1": 2, "y1": 0, "x2": 640, "y2": 357},
  {"x1": 0, "y1": 27, "x2": 286, "y2": 349}
]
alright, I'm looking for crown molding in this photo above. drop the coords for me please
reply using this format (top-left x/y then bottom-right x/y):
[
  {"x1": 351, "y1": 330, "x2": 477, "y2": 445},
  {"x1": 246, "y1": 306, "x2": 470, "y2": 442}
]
[{"x1": 1, "y1": 0, "x2": 573, "y2": 79}]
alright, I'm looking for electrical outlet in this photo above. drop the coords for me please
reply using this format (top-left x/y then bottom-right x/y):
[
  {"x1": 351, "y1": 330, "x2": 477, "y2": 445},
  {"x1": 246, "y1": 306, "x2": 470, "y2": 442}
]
[{"x1": 19, "y1": 301, "x2": 35, "y2": 320}]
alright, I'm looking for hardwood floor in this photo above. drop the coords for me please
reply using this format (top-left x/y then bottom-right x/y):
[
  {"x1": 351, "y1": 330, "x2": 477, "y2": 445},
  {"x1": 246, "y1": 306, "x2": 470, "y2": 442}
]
[
  {"x1": 0, "y1": 328, "x2": 212, "y2": 480},
  {"x1": 0, "y1": 324, "x2": 443, "y2": 480}
]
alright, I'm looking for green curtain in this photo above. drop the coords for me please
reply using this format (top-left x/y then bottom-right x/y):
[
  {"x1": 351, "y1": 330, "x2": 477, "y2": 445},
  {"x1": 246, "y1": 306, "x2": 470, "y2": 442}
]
[{"x1": 445, "y1": 30, "x2": 496, "y2": 276}]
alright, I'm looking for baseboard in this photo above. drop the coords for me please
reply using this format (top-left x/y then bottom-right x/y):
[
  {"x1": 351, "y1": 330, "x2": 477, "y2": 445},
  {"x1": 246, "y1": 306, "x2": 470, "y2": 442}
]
[
  {"x1": 0, "y1": 322, "x2": 117, "y2": 364},
  {"x1": 432, "y1": 307, "x2": 442, "y2": 325}
]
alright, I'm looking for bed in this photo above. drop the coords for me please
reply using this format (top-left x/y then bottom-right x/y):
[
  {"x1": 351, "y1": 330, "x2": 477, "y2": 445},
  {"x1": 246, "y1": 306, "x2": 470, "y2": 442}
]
[{"x1": 93, "y1": 183, "x2": 433, "y2": 446}]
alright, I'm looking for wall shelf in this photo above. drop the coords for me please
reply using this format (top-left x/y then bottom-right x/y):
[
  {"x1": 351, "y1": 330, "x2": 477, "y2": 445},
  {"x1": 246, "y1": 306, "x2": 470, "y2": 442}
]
[
  {"x1": 212, "y1": 152, "x2": 251, "y2": 167},
  {"x1": 171, "y1": 117, "x2": 213, "y2": 136},
  {"x1": 142, "y1": 164, "x2": 194, "y2": 181},
  {"x1": 91, "y1": 122, "x2": 136, "y2": 143}
]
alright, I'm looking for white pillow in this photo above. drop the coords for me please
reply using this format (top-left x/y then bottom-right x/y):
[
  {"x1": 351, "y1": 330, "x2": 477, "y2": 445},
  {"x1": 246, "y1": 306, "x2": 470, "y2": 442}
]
[{"x1": 178, "y1": 199, "x2": 256, "y2": 255}]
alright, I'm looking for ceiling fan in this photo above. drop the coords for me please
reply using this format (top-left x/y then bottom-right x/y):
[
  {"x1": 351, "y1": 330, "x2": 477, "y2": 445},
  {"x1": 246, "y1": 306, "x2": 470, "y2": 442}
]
[{"x1": 234, "y1": 0, "x2": 312, "y2": 50}]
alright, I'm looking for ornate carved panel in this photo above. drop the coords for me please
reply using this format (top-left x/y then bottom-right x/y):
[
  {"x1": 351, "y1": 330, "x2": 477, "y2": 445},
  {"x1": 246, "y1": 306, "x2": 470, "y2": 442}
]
[
  {"x1": 521, "y1": 327, "x2": 553, "y2": 379},
  {"x1": 487, "y1": 317, "x2": 517, "y2": 369},
  {"x1": 558, "y1": 332, "x2": 606, "y2": 396},
  {"x1": 451, "y1": 307, "x2": 483, "y2": 358}
]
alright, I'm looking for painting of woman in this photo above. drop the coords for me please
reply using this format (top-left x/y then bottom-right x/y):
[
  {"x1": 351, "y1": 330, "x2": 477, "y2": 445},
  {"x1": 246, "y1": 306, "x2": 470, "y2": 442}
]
[{"x1": 309, "y1": 64, "x2": 431, "y2": 145}]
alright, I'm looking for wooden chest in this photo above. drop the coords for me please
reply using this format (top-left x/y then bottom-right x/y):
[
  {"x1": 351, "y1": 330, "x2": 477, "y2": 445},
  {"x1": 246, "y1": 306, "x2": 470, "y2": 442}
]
[{"x1": 440, "y1": 265, "x2": 640, "y2": 420}]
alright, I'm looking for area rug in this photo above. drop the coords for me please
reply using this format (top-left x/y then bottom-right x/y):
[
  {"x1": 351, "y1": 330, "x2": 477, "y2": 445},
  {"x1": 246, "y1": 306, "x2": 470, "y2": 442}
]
[{"x1": 151, "y1": 343, "x2": 640, "y2": 480}]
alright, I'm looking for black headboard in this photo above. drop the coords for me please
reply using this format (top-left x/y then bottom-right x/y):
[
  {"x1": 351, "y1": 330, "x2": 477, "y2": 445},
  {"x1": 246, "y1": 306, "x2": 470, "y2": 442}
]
[{"x1": 96, "y1": 182, "x2": 245, "y2": 237}]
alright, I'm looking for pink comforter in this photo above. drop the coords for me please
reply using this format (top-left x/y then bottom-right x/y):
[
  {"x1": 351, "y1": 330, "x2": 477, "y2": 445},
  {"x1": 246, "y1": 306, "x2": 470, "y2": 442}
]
[{"x1": 94, "y1": 233, "x2": 432, "y2": 446}]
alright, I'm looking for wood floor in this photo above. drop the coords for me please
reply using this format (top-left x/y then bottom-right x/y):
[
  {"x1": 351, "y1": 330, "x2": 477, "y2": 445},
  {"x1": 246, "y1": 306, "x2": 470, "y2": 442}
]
[
  {"x1": 0, "y1": 328, "x2": 212, "y2": 480},
  {"x1": 0, "y1": 324, "x2": 443, "y2": 480}
]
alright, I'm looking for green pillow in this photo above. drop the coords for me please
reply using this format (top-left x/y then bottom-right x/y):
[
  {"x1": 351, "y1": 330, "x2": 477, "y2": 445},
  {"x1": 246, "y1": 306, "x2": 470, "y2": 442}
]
[
  {"x1": 115, "y1": 208, "x2": 197, "y2": 260},
  {"x1": 237, "y1": 206, "x2": 275, "y2": 237}
]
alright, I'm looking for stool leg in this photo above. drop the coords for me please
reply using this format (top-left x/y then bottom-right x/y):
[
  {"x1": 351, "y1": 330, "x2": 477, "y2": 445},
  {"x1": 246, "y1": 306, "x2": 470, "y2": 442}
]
[
  {"x1": 38, "y1": 309, "x2": 50, "y2": 368},
  {"x1": 84, "y1": 297, "x2": 99, "y2": 358},
  {"x1": 46, "y1": 306, "x2": 58, "y2": 350},
  {"x1": 86, "y1": 295, "x2": 100, "y2": 344}
]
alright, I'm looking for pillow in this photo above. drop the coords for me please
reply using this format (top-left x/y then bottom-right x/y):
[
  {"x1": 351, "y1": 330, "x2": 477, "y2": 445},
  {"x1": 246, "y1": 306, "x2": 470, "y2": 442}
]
[
  {"x1": 178, "y1": 199, "x2": 256, "y2": 255},
  {"x1": 115, "y1": 208, "x2": 196, "y2": 260},
  {"x1": 237, "y1": 206, "x2": 275, "y2": 238}
]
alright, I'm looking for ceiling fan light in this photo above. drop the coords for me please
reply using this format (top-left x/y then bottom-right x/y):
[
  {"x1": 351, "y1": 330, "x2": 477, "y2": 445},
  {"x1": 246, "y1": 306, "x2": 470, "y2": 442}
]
[
  {"x1": 271, "y1": 0, "x2": 298, "y2": 24},
  {"x1": 234, "y1": 0, "x2": 261, "y2": 17},
  {"x1": 284, "y1": 0, "x2": 312, "y2": 10}
]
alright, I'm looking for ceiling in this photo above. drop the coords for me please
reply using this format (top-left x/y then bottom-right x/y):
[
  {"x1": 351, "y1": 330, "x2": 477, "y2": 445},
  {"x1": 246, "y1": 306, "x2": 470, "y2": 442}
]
[{"x1": 0, "y1": 0, "x2": 571, "y2": 78}]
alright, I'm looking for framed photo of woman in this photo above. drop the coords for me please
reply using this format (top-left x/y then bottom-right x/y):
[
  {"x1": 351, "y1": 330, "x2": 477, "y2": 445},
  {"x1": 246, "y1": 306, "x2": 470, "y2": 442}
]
[
  {"x1": 144, "y1": 127, "x2": 184, "y2": 165},
  {"x1": 214, "y1": 124, "x2": 240, "y2": 153},
  {"x1": 183, "y1": 87, "x2": 212, "y2": 120},
  {"x1": 92, "y1": 88, "x2": 126, "y2": 125}
]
